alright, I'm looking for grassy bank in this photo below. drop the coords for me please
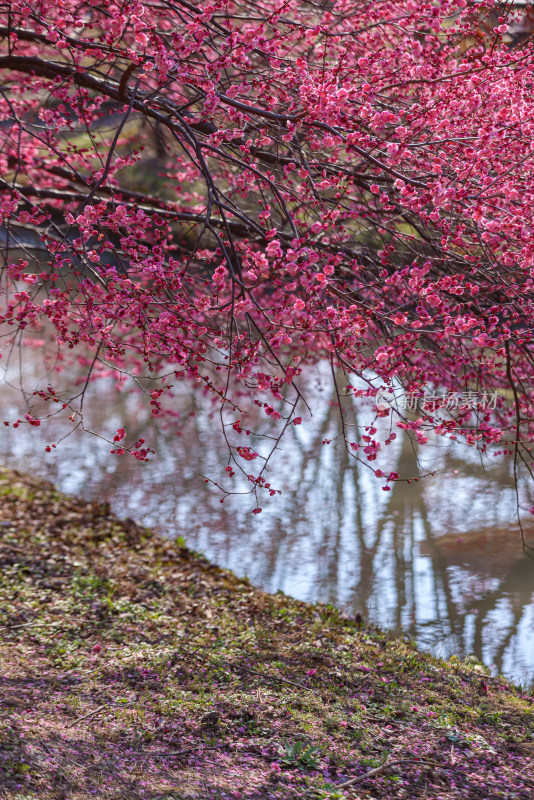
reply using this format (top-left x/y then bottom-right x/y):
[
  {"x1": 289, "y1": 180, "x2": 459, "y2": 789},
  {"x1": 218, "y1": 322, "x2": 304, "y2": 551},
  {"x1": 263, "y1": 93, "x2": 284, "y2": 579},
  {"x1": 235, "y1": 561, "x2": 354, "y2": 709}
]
[{"x1": 0, "y1": 467, "x2": 532, "y2": 800}]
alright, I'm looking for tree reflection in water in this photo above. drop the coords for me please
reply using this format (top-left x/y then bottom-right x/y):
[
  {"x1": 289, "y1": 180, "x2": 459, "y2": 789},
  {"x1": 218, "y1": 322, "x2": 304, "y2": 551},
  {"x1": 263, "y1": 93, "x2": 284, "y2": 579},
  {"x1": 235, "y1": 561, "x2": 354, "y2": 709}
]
[{"x1": 1, "y1": 358, "x2": 533, "y2": 684}]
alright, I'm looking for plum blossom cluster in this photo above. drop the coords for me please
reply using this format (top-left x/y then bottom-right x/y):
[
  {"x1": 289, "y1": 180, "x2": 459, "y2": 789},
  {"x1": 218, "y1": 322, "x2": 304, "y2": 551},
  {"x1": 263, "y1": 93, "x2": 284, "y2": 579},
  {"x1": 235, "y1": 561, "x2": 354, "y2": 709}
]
[{"x1": 1, "y1": 0, "x2": 534, "y2": 507}]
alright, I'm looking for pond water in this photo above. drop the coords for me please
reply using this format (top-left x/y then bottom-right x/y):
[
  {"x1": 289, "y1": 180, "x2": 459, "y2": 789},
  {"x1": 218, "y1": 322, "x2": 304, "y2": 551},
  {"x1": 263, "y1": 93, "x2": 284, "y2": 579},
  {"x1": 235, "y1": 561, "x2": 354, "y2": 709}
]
[{"x1": 1, "y1": 356, "x2": 534, "y2": 685}]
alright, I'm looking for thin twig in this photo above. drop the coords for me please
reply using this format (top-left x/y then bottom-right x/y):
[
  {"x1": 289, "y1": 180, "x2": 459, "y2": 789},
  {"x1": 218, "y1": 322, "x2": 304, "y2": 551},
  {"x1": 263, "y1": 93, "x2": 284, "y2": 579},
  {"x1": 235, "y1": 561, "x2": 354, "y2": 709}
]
[
  {"x1": 132, "y1": 745, "x2": 221, "y2": 759},
  {"x1": 67, "y1": 704, "x2": 107, "y2": 728},
  {"x1": 336, "y1": 759, "x2": 438, "y2": 789},
  {"x1": 0, "y1": 621, "x2": 64, "y2": 632},
  {"x1": 221, "y1": 659, "x2": 312, "y2": 692}
]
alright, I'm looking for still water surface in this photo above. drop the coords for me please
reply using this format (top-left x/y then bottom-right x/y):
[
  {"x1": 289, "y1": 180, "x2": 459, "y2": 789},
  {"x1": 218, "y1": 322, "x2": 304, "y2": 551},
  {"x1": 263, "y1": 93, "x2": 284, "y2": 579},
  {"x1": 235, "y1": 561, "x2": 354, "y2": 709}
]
[{"x1": 1, "y1": 361, "x2": 534, "y2": 684}]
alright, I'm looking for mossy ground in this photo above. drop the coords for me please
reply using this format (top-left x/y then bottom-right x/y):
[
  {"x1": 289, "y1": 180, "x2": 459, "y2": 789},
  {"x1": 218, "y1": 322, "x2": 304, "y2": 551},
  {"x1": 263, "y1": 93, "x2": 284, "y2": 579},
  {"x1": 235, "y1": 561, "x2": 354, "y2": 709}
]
[{"x1": 0, "y1": 468, "x2": 532, "y2": 799}]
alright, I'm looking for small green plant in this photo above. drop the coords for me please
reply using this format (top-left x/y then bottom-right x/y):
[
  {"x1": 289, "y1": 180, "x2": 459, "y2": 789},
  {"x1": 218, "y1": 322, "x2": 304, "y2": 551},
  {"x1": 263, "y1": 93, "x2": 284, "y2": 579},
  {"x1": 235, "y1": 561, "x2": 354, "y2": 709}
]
[
  {"x1": 10, "y1": 762, "x2": 31, "y2": 775},
  {"x1": 280, "y1": 740, "x2": 321, "y2": 769},
  {"x1": 315, "y1": 785, "x2": 345, "y2": 800},
  {"x1": 65, "y1": 694, "x2": 81, "y2": 711},
  {"x1": 477, "y1": 709, "x2": 502, "y2": 726}
]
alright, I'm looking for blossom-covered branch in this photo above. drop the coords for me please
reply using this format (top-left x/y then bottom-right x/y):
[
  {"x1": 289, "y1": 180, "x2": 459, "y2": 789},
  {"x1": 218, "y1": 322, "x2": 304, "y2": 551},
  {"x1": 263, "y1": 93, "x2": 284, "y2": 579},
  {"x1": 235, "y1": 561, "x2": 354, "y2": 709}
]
[{"x1": 1, "y1": 0, "x2": 534, "y2": 509}]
